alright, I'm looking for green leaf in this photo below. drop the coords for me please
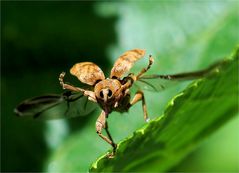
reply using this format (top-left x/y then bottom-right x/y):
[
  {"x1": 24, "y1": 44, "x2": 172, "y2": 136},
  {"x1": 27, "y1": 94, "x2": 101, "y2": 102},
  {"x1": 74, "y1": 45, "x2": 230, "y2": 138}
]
[{"x1": 89, "y1": 48, "x2": 238, "y2": 172}]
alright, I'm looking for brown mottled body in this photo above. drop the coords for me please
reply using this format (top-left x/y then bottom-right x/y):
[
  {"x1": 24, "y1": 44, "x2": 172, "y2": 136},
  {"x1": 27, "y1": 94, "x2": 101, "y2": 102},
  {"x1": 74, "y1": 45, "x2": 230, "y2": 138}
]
[
  {"x1": 59, "y1": 49, "x2": 152, "y2": 157},
  {"x1": 94, "y1": 79, "x2": 129, "y2": 113}
]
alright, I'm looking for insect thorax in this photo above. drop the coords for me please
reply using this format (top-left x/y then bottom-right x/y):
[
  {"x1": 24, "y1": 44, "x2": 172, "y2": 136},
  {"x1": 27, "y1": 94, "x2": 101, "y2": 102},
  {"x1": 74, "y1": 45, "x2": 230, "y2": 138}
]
[{"x1": 94, "y1": 79, "x2": 130, "y2": 113}]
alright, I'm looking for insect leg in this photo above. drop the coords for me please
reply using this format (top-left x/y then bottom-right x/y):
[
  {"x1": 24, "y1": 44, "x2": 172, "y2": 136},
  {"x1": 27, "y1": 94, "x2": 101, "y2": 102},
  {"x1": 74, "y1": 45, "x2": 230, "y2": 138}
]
[
  {"x1": 59, "y1": 72, "x2": 97, "y2": 102},
  {"x1": 84, "y1": 90, "x2": 97, "y2": 103},
  {"x1": 59, "y1": 72, "x2": 85, "y2": 92},
  {"x1": 136, "y1": 55, "x2": 154, "y2": 79},
  {"x1": 96, "y1": 111, "x2": 117, "y2": 158},
  {"x1": 130, "y1": 90, "x2": 149, "y2": 122},
  {"x1": 105, "y1": 121, "x2": 117, "y2": 154}
]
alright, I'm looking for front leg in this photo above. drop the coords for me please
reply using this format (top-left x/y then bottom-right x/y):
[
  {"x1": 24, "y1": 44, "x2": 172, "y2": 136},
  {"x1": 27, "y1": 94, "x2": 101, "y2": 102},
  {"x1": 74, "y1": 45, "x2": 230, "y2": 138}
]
[
  {"x1": 59, "y1": 72, "x2": 84, "y2": 92},
  {"x1": 136, "y1": 55, "x2": 154, "y2": 79},
  {"x1": 59, "y1": 72, "x2": 97, "y2": 102},
  {"x1": 120, "y1": 56, "x2": 154, "y2": 93},
  {"x1": 130, "y1": 90, "x2": 150, "y2": 122},
  {"x1": 96, "y1": 111, "x2": 117, "y2": 158}
]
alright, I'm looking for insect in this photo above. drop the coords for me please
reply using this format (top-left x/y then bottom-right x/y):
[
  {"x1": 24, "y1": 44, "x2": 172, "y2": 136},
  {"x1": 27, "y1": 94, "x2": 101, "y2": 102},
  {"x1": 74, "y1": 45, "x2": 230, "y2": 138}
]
[{"x1": 14, "y1": 49, "x2": 224, "y2": 158}]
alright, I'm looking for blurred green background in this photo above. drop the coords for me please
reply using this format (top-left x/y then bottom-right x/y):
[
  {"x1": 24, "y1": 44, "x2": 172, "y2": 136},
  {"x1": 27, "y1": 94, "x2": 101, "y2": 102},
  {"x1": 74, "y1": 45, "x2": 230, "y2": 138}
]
[{"x1": 1, "y1": 1, "x2": 238, "y2": 172}]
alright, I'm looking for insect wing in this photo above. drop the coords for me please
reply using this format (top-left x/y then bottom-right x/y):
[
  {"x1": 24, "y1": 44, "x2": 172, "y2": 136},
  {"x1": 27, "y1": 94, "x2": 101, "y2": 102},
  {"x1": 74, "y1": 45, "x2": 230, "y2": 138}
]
[
  {"x1": 14, "y1": 92, "x2": 97, "y2": 120},
  {"x1": 134, "y1": 77, "x2": 179, "y2": 92},
  {"x1": 15, "y1": 95, "x2": 64, "y2": 117},
  {"x1": 61, "y1": 92, "x2": 97, "y2": 119},
  {"x1": 70, "y1": 62, "x2": 105, "y2": 86},
  {"x1": 134, "y1": 60, "x2": 225, "y2": 92},
  {"x1": 110, "y1": 49, "x2": 146, "y2": 79}
]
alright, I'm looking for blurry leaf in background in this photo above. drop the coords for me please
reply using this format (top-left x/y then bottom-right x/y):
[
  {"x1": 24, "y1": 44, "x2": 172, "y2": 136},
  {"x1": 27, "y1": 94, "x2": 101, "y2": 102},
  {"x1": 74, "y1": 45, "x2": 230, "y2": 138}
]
[
  {"x1": 90, "y1": 49, "x2": 238, "y2": 172},
  {"x1": 45, "y1": 1, "x2": 239, "y2": 172}
]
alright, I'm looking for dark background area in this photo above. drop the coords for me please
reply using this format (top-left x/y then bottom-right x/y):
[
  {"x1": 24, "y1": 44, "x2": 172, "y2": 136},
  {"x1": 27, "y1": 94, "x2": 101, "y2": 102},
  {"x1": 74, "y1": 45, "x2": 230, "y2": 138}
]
[{"x1": 1, "y1": 1, "x2": 116, "y2": 171}]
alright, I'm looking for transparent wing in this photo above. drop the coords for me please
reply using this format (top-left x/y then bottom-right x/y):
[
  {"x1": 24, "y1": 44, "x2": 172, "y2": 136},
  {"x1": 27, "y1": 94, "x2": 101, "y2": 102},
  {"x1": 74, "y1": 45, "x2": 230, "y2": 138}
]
[
  {"x1": 14, "y1": 91, "x2": 98, "y2": 120},
  {"x1": 134, "y1": 60, "x2": 226, "y2": 92}
]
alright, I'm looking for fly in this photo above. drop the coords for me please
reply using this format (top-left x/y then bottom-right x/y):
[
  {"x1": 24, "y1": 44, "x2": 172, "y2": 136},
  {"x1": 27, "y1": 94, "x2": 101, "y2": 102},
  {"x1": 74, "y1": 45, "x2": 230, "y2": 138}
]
[{"x1": 14, "y1": 49, "x2": 225, "y2": 158}]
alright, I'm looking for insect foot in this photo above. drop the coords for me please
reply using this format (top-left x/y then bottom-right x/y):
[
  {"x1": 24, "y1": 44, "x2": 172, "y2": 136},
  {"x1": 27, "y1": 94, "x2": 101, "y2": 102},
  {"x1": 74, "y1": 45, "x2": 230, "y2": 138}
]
[
  {"x1": 146, "y1": 117, "x2": 151, "y2": 123},
  {"x1": 106, "y1": 143, "x2": 117, "y2": 159},
  {"x1": 107, "y1": 152, "x2": 115, "y2": 159},
  {"x1": 59, "y1": 72, "x2": 66, "y2": 89}
]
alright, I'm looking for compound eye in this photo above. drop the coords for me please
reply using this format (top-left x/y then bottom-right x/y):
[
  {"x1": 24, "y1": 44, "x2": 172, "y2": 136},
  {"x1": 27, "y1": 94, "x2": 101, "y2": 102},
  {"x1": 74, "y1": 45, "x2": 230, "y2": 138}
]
[
  {"x1": 100, "y1": 91, "x2": 104, "y2": 98},
  {"x1": 108, "y1": 89, "x2": 112, "y2": 97}
]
